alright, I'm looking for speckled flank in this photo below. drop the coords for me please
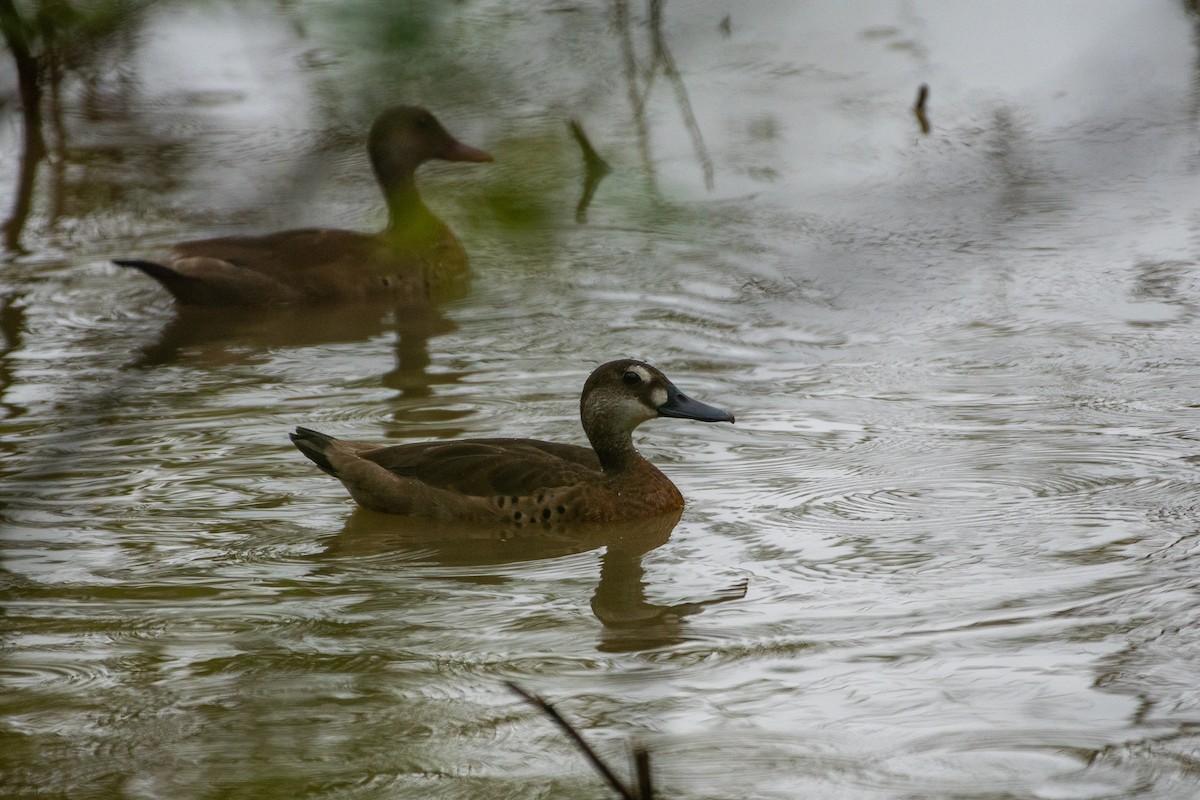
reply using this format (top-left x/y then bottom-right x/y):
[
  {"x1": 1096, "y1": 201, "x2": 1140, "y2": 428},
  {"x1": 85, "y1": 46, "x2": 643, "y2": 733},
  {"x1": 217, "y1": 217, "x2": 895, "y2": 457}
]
[{"x1": 494, "y1": 492, "x2": 577, "y2": 525}]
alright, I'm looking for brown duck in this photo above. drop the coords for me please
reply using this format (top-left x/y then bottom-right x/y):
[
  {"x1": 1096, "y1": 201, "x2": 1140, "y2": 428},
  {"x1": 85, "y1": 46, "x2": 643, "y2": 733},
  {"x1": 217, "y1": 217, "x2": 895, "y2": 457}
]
[
  {"x1": 114, "y1": 106, "x2": 492, "y2": 306},
  {"x1": 290, "y1": 359, "x2": 735, "y2": 523}
]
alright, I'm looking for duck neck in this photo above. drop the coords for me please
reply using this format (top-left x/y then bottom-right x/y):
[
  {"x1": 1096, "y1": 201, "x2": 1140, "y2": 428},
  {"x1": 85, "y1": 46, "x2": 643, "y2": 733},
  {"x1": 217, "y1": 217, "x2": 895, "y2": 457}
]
[
  {"x1": 383, "y1": 178, "x2": 437, "y2": 235},
  {"x1": 371, "y1": 154, "x2": 439, "y2": 241},
  {"x1": 584, "y1": 419, "x2": 647, "y2": 475}
]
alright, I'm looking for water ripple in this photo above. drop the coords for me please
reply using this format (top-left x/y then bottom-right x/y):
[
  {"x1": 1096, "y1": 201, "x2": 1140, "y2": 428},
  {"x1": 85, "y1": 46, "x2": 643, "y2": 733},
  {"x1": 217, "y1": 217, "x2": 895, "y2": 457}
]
[{"x1": 4, "y1": 4, "x2": 1200, "y2": 799}]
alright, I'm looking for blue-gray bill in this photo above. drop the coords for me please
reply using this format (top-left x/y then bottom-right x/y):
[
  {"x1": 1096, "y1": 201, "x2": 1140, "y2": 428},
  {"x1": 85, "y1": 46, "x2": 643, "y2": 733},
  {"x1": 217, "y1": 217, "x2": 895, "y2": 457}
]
[{"x1": 658, "y1": 383, "x2": 735, "y2": 423}]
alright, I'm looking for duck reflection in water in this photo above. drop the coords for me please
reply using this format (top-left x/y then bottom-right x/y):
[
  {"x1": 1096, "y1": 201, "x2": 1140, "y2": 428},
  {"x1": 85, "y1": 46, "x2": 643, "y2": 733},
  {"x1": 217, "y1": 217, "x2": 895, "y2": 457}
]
[
  {"x1": 130, "y1": 302, "x2": 459, "y2": 403},
  {"x1": 329, "y1": 508, "x2": 746, "y2": 647}
]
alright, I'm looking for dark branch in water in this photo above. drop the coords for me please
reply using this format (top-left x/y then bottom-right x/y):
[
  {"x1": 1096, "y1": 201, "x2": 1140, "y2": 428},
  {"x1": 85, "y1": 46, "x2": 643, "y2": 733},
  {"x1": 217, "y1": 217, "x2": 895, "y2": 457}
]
[
  {"x1": 569, "y1": 119, "x2": 613, "y2": 223},
  {"x1": 613, "y1": 0, "x2": 714, "y2": 192},
  {"x1": 914, "y1": 83, "x2": 930, "y2": 135},
  {"x1": 507, "y1": 682, "x2": 647, "y2": 799},
  {"x1": 46, "y1": 43, "x2": 69, "y2": 223},
  {"x1": 633, "y1": 747, "x2": 653, "y2": 800},
  {"x1": 649, "y1": 0, "x2": 714, "y2": 190},
  {"x1": 0, "y1": 0, "x2": 47, "y2": 252},
  {"x1": 614, "y1": 0, "x2": 658, "y2": 192},
  {"x1": 569, "y1": 119, "x2": 613, "y2": 178},
  {"x1": 0, "y1": 291, "x2": 28, "y2": 420}
]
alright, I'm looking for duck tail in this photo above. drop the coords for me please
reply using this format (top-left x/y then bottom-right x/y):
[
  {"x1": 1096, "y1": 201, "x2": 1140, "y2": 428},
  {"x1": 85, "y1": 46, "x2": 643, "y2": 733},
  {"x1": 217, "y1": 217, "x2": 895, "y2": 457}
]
[
  {"x1": 113, "y1": 259, "x2": 204, "y2": 301},
  {"x1": 290, "y1": 427, "x2": 340, "y2": 477},
  {"x1": 114, "y1": 259, "x2": 186, "y2": 282}
]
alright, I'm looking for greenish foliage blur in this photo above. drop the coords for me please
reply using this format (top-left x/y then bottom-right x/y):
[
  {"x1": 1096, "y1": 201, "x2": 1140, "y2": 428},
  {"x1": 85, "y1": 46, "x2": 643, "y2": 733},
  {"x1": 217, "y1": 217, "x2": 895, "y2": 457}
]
[
  {"x1": 2, "y1": 0, "x2": 147, "y2": 56},
  {"x1": 2, "y1": 1, "x2": 689, "y2": 252},
  {"x1": 319, "y1": 0, "x2": 443, "y2": 54},
  {"x1": 302, "y1": 1, "x2": 585, "y2": 237}
]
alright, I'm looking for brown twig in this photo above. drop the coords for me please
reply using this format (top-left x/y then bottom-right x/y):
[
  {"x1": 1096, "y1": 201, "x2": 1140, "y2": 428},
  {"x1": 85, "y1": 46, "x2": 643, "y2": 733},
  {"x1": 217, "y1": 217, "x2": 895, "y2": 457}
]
[
  {"x1": 614, "y1": 0, "x2": 658, "y2": 191},
  {"x1": 506, "y1": 682, "x2": 640, "y2": 800},
  {"x1": 649, "y1": 0, "x2": 714, "y2": 189},
  {"x1": 568, "y1": 119, "x2": 613, "y2": 223},
  {"x1": 0, "y1": 0, "x2": 47, "y2": 251},
  {"x1": 633, "y1": 747, "x2": 653, "y2": 799},
  {"x1": 613, "y1": 0, "x2": 713, "y2": 191},
  {"x1": 914, "y1": 83, "x2": 930, "y2": 135}
]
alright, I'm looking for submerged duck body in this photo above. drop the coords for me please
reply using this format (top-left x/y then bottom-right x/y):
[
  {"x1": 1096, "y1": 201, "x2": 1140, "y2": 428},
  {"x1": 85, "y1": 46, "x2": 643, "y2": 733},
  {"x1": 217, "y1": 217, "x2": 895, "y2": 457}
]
[
  {"x1": 115, "y1": 106, "x2": 492, "y2": 306},
  {"x1": 290, "y1": 359, "x2": 735, "y2": 523}
]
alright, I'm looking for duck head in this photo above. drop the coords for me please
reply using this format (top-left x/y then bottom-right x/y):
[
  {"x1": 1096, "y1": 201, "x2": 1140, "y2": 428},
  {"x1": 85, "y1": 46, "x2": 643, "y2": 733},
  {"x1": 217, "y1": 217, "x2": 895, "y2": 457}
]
[
  {"x1": 368, "y1": 105, "x2": 493, "y2": 189},
  {"x1": 580, "y1": 359, "x2": 734, "y2": 471}
]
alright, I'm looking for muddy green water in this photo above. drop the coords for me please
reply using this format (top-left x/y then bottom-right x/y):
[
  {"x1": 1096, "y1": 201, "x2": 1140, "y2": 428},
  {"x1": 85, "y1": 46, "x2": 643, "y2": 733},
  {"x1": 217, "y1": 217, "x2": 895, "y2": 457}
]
[{"x1": 4, "y1": 2, "x2": 1200, "y2": 798}]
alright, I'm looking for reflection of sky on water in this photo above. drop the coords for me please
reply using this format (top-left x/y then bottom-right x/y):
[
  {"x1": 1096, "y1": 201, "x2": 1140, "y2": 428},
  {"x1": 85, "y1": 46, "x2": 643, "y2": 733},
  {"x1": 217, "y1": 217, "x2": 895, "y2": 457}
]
[{"x1": 2, "y1": 2, "x2": 1200, "y2": 798}]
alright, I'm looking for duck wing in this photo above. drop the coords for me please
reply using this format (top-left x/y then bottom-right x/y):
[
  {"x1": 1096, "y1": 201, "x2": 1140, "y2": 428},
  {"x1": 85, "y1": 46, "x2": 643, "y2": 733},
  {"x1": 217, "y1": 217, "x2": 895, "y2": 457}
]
[
  {"x1": 117, "y1": 229, "x2": 429, "y2": 305},
  {"x1": 171, "y1": 228, "x2": 385, "y2": 271},
  {"x1": 360, "y1": 438, "x2": 603, "y2": 497}
]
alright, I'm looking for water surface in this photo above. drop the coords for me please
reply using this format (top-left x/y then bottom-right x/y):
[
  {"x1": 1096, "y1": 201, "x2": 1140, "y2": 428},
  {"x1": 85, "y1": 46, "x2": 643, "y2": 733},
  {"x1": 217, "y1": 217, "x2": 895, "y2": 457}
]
[{"x1": 4, "y1": 2, "x2": 1200, "y2": 798}]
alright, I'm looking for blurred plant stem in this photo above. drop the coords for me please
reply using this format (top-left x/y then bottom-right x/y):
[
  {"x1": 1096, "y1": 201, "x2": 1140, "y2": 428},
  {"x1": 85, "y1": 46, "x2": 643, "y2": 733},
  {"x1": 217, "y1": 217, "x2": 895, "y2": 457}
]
[
  {"x1": 613, "y1": 0, "x2": 713, "y2": 192},
  {"x1": 1, "y1": 0, "x2": 47, "y2": 251},
  {"x1": 1, "y1": 0, "x2": 147, "y2": 251}
]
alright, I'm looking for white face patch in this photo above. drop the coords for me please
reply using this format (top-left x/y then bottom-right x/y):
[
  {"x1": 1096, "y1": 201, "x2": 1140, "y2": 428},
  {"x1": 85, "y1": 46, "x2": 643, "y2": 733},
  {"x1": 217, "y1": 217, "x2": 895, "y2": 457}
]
[
  {"x1": 650, "y1": 387, "x2": 668, "y2": 408},
  {"x1": 629, "y1": 364, "x2": 652, "y2": 384},
  {"x1": 583, "y1": 393, "x2": 657, "y2": 432},
  {"x1": 610, "y1": 395, "x2": 657, "y2": 426}
]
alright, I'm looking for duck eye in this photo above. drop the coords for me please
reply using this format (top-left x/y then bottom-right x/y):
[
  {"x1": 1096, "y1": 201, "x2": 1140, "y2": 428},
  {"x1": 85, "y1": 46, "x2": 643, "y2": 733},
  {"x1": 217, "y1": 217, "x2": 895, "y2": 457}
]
[{"x1": 622, "y1": 370, "x2": 641, "y2": 386}]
